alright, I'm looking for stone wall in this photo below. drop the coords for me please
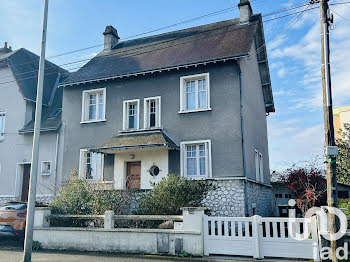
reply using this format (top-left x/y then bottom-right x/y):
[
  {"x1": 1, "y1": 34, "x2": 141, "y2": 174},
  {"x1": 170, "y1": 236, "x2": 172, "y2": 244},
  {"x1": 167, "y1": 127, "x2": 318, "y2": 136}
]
[
  {"x1": 246, "y1": 181, "x2": 273, "y2": 217},
  {"x1": 0, "y1": 196, "x2": 18, "y2": 205},
  {"x1": 202, "y1": 179, "x2": 246, "y2": 217}
]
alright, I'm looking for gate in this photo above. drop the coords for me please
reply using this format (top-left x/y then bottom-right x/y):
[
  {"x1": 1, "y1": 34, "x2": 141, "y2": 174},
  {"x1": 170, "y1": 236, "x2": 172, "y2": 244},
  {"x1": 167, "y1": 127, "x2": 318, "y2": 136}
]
[{"x1": 204, "y1": 215, "x2": 319, "y2": 260}]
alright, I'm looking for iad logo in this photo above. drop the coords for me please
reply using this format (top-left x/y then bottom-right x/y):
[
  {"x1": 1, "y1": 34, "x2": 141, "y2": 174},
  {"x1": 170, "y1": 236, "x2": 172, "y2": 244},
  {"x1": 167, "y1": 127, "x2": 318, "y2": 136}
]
[{"x1": 288, "y1": 199, "x2": 348, "y2": 260}]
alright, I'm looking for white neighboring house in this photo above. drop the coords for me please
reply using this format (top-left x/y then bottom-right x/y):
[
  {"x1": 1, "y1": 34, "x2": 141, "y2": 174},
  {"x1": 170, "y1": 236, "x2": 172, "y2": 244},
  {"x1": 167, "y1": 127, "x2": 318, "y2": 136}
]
[{"x1": 0, "y1": 43, "x2": 67, "y2": 204}]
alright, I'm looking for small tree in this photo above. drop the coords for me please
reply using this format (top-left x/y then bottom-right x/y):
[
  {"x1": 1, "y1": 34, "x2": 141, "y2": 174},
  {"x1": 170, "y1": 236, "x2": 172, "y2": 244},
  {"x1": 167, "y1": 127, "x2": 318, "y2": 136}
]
[
  {"x1": 274, "y1": 164, "x2": 327, "y2": 216},
  {"x1": 336, "y1": 123, "x2": 350, "y2": 185},
  {"x1": 140, "y1": 175, "x2": 214, "y2": 215}
]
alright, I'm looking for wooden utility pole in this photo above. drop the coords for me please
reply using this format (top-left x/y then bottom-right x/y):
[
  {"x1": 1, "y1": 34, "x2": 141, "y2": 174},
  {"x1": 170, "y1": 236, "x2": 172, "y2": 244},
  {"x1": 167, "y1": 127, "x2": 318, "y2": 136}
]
[
  {"x1": 319, "y1": 0, "x2": 338, "y2": 261},
  {"x1": 23, "y1": 0, "x2": 49, "y2": 261}
]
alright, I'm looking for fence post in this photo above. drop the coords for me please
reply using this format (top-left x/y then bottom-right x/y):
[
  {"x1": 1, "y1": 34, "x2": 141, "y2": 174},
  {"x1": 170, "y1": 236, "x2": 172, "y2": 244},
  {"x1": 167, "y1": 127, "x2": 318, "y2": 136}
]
[
  {"x1": 104, "y1": 210, "x2": 115, "y2": 230},
  {"x1": 252, "y1": 215, "x2": 263, "y2": 259},
  {"x1": 181, "y1": 207, "x2": 205, "y2": 256},
  {"x1": 311, "y1": 215, "x2": 321, "y2": 262},
  {"x1": 34, "y1": 207, "x2": 51, "y2": 228}
]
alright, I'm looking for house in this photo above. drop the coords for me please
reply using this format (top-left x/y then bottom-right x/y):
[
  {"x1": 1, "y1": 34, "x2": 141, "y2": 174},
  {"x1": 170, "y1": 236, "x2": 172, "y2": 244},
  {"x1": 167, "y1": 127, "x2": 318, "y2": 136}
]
[
  {"x1": 272, "y1": 182, "x2": 350, "y2": 217},
  {"x1": 0, "y1": 43, "x2": 67, "y2": 204},
  {"x1": 334, "y1": 105, "x2": 350, "y2": 140},
  {"x1": 59, "y1": 0, "x2": 275, "y2": 217}
]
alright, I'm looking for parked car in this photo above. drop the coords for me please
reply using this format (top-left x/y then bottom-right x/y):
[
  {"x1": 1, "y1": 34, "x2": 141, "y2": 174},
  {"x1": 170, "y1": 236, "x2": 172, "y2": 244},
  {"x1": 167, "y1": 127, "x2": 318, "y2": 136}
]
[{"x1": 0, "y1": 202, "x2": 27, "y2": 242}]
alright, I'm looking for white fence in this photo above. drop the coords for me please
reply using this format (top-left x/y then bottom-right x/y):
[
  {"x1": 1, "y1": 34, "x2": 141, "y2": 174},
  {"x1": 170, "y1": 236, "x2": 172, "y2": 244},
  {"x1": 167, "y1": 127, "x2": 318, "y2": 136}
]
[{"x1": 204, "y1": 215, "x2": 319, "y2": 260}]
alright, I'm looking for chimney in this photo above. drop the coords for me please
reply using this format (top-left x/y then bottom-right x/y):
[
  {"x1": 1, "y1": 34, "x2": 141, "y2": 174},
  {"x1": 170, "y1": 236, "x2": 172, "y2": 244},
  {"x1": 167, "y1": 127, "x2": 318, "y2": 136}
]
[
  {"x1": 103, "y1": 25, "x2": 120, "y2": 51},
  {"x1": 0, "y1": 42, "x2": 12, "y2": 55},
  {"x1": 238, "y1": 0, "x2": 253, "y2": 24}
]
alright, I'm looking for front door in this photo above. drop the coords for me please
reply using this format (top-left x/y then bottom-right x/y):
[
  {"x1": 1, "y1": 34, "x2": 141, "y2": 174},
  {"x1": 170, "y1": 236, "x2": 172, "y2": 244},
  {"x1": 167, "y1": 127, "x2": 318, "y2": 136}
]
[
  {"x1": 21, "y1": 164, "x2": 31, "y2": 201},
  {"x1": 126, "y1": 162, "x2": 141, "y2": 189}
]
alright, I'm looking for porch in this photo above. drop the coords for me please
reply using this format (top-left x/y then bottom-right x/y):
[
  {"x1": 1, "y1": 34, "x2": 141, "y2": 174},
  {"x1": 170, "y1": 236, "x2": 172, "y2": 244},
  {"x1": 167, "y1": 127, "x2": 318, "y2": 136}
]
[{"x1": 81, "y1": 130, "x2": 179, "y2": 190}]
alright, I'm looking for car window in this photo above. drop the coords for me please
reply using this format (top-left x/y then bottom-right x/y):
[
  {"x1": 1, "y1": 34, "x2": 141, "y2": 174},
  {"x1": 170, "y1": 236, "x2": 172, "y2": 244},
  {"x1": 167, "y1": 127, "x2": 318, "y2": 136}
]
[{"x1": 0, "y1": 203, "x2": 27, "y2": 210}]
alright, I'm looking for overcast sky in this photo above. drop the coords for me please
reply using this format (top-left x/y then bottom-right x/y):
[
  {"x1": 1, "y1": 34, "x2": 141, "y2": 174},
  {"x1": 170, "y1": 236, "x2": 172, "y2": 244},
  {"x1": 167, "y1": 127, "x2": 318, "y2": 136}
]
[{"x1": 1, "y1": 0, "x2": 349, "y2": 171}]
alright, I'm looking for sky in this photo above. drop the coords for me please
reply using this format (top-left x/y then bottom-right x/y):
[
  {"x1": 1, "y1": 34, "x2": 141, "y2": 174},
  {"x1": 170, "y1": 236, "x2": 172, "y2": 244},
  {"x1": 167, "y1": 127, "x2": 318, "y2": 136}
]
[{"x1": 0, "y1": 0, "x2": 349, "y2": 171}]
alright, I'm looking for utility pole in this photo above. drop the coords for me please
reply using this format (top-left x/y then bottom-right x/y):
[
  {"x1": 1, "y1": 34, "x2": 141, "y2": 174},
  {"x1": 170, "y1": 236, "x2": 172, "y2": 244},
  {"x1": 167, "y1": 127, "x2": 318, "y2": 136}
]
[
  {"x1": 319, "y1": 0, "x2": 338, "y2": 261},
  {"x1": 23, "y1": 0, "x2": 49, "y2": 261}
]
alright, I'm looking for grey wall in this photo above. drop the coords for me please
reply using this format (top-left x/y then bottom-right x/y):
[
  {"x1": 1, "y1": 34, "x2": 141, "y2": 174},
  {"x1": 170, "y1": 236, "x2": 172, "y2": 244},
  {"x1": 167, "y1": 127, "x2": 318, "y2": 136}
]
[
  {"x1": 239, "y1": 42, "x2": 271, "y2": 184},
  {"x1": 61, "y1": 62, "x2": 246, "y2": 180}
]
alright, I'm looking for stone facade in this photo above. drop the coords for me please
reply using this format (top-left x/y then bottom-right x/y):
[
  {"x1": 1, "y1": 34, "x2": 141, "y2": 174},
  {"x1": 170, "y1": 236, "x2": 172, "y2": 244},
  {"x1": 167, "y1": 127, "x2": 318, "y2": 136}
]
[
  {"x1": 202, "y1": 179, "x2": 246, "y2": 217},
  {"x1": 246, "y1": 181, "x2": 273, "y2": 217}
]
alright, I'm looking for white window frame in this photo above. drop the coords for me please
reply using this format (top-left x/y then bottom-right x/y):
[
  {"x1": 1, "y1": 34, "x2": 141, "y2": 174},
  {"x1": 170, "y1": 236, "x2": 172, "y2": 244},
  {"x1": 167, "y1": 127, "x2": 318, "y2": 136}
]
[
  {"x1": 255, "y1": 149, "x2": 264, "y2": 183},
  {"x1": 144, "y1": 96, "x2": 161, "y2": 129},
  {"x1": 0, "y1": 110, "x2": 6, "y2": 141},
  {"x1": 79, "y1": 149, "x2": 104, "y2": 181},
  {"x1": 81, "y1": 88, "x2": 106, "y2": 123},
  {"x1": 41, "y1": 161, "x2": 52, "y2": 175},
  {"x1": 123, "y1": 99, "x2": 140, "y2": 130},
  {"x1": 179, "y1": 73, "x2": 211, "y2": 113},
  {"x1": 180, "y1": 139, "x2": 212, "y2": 179}
]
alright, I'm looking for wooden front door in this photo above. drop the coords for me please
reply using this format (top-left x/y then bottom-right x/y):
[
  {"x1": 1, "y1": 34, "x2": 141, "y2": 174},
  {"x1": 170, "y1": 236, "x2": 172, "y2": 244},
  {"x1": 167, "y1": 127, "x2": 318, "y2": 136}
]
[
  {"x1": 126, "y1": 162, "x2": 141, "y2": 189},
  {"x1": 21, "y1": 164, "x2": 31, "y2": 201}
]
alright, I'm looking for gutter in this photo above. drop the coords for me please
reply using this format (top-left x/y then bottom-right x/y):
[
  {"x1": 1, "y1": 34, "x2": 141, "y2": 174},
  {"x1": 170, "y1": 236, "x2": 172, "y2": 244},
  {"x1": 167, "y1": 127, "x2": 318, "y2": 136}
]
[
  {"x1": 58, "y1": 53, "x2": 249, "y2": 88},
  {"x1": 238, "y1": 60, "x2": 249, "y2": 217}
]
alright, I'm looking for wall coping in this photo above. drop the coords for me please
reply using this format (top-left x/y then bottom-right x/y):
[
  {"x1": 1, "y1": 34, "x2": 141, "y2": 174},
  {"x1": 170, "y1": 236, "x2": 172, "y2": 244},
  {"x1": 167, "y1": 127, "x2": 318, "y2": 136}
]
[{"x1": 34, "y1": 227, "x2": 201, "y2": 235}]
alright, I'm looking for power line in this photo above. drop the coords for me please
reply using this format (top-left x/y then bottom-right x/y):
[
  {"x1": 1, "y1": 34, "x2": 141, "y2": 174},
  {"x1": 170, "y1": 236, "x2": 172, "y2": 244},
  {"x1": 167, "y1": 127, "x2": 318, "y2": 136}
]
[
  {"x1": 0, "y1": 0, "x2": 303, "y2": 74},
  {"x1": 0, "y1": 2, "x2": 317, "y2": 82},
  {"x1": 330, "y1": 8, "x2": 350, "y2": 23},
  {"x1": 0, "y1": 4, "x2": 320, "y2": 86}
]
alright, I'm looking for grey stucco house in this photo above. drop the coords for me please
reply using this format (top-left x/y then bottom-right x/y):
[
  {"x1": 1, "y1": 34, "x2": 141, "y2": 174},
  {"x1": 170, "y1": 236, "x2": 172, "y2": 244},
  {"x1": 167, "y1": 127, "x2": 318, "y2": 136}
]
[
  {"x1": 0, "y1": 43, "x2": 66, "y2": 204},
  {"x1": 59, "y1": 0, "x2": 274, "y2": 216}
]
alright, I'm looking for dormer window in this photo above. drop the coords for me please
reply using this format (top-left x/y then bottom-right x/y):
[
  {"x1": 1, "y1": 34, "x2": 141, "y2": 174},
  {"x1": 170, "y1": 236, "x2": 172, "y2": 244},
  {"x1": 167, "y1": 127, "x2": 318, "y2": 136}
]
[
  {"x1": 81, "y1": 88, "x2": 106, "y2": 123},
  {"x1": 144, "y1": 96, "x2": 161, "y2": 129},
  {"x1": 179, "y1": 73, "x2": 211, "y2": 113}
]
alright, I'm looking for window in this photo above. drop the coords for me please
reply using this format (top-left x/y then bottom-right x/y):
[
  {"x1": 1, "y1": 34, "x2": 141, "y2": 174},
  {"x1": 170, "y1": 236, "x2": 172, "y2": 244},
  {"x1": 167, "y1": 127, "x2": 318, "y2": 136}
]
[
  {"x1": 79, "y1": 149, "x2": 103, "y2": 181},
  {"x1": 41, "y1": 161, "x2": 51, "y2": 175},
  {"x1": 255, "y1": 150, "x2": 264, "y2": 183},
  {"x1": 0, "y1": 111, "x2": 6, "y2": 141},
  {"x1": 81, "y1": 88, "x2": 106, "y2": 123},
  {"x1": 144, "y1": 96, "x2": 161, "y2": 129},
  {"x1": 123, "y1": 99, "x2": 140, "y2": 130},
  {"x1": 181, "y1": 140, "x2": 212, "y2": 178},
  {"x1": 180, "y1": 73, "x2": 210, "y2": 112}
]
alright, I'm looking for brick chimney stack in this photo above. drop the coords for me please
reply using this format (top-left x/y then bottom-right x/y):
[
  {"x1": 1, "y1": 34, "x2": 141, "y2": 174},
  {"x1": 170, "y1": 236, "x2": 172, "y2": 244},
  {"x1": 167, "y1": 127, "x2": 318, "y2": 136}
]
[
  {"x1": 103, "y1": 26, "x2": 120, "y2": 51},
  {"x1": 238, "y1": 0, "x2": 253, "y2": 24}
]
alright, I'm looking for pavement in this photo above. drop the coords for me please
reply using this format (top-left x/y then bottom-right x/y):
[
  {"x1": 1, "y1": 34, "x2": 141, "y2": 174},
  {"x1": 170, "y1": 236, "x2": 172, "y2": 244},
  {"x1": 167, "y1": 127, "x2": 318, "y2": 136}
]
[{"x1": 0, "y1": 237, "x2": 306, "y2": 262}]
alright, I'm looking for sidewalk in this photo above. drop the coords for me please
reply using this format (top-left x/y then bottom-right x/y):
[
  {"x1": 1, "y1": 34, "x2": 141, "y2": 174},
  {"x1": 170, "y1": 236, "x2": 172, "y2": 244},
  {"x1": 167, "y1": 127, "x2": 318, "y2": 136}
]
[{"x1": 0, "y1": 249, "x2": 254, "y2": 262}]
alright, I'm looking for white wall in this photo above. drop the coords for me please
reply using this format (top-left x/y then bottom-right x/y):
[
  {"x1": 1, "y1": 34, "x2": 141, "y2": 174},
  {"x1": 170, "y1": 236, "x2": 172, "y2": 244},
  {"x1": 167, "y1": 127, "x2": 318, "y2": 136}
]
[
  {"x1": 113, "y1": 148, "x2": 169, "y2": 190},
  {"x1": 0, "y1": 66, "x2": 59, "y2": 200}
]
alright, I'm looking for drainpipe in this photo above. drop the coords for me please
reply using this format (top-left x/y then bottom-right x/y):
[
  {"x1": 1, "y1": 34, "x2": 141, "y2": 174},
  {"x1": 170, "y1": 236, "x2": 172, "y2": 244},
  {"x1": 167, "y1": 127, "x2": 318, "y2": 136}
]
[
  {"x1": 53, "y1": 127, "x2": 60, "y2": 195},
  {"x1": 238, "y1": 60, "x2": 249, "y2": 217}
]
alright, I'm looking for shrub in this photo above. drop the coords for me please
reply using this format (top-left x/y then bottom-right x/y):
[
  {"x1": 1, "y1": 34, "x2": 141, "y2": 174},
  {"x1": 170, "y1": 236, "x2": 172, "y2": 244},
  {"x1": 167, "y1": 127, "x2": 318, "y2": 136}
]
[
  {"x1": 339, "y1": 198, "x2": 350, "y2": 215},
  {"x1": 32, "y1": 240, "x2": 42, "y2": 250},
  {"x1": 140, "y1": 175, "x2": 214, "y2": 215}
]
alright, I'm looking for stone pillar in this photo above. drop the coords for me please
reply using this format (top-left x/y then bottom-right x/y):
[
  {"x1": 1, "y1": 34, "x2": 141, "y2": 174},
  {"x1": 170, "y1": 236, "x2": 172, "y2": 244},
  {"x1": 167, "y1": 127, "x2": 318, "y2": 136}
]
[
  {"x1": 104, "y1": 210, "x2": 115, "y2": 230},
  {"x1": 34, "y1": 207, "x2": 51, "y2": 228}
]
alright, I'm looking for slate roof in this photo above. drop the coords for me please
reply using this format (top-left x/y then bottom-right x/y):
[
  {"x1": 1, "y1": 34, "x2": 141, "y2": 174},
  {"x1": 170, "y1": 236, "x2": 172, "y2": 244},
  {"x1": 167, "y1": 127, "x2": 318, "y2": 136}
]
[
  {"x1": 61, "y1": 15, "x2": 261, "y2": 86},
  {"x1": 90, "y1": 130, "x2": 179, "y2": 154},
  {"x1": 0, "y1": 48, "x2": 68, "y2": 133}
]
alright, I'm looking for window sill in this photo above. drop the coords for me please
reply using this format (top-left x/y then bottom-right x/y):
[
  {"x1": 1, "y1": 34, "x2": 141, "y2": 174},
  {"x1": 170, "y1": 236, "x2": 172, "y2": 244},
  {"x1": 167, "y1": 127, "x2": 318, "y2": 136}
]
[
  {"x1": 41, "y1": 173, "x2": 51, "y2": 176},
  {"x1": 184, "y1": 176, "x2": 210, "y2": 180},
  {"x1": 119, "y1": 127, "x2": 163, "y2": 134},
  {"x1": 80, "y1": 119, "x2": 106, "y2": 124},
  {"x1": 178, "y1": 108, "x2": 212, "y2": 114}
]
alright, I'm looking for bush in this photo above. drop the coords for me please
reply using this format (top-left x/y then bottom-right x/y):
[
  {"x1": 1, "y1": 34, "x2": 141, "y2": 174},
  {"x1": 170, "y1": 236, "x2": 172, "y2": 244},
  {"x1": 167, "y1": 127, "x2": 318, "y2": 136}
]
[
  {"x1": 339, "y1": 198, "x2": 350, "y2": 215},
  {"x1": 140, "y1": 175, "x2": 214, "y2": 215},
  {"x1": 32, "y1": 240, "x2": 42, "y2": 250},
  {"x1": 50, "y1": 169, "x2": 132, "y2": 216}
]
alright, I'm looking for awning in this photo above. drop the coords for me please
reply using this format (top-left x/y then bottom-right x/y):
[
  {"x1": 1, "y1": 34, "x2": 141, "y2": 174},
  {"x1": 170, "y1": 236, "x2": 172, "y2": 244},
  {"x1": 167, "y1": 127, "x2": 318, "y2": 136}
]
[{"x1": 90, "y1": 130, "x2": 179, "y2": 154}]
